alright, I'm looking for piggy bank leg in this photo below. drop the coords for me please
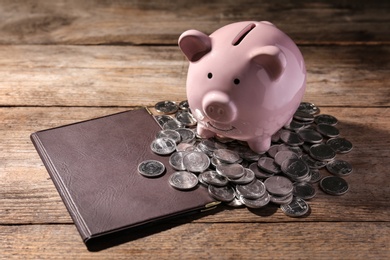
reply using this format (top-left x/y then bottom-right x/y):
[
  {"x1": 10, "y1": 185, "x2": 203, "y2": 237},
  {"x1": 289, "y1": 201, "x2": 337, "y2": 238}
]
[
  {"x1": 247, "y1": 137, "x2": 271, "y2": 154},
  {"x1": 197, "y1": 124, "x2": 216, "y2": 139}
]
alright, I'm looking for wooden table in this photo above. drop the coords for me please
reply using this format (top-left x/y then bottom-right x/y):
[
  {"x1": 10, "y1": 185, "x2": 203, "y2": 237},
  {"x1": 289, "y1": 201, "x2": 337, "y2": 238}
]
[{"x1": 1, "y1": 1, "x2": 389, "y2": 258}]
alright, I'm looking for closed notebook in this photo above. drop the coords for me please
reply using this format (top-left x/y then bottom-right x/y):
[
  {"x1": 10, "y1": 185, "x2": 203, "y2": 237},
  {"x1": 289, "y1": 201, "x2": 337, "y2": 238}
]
[{"x1": 30, "y1": 108, "x2": 218, "y2": 250}]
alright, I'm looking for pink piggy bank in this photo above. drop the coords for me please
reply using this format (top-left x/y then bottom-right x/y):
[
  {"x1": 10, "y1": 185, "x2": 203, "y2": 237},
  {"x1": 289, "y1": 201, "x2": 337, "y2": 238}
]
[{"x1": 178, "y1": 21, "x2": 306, "y2": 153}]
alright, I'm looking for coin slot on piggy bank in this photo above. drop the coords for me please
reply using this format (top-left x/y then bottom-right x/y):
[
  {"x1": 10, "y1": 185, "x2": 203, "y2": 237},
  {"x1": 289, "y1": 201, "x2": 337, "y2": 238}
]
[{"x1": 179, "y1": 21, "x2": 306, "y2": 153}]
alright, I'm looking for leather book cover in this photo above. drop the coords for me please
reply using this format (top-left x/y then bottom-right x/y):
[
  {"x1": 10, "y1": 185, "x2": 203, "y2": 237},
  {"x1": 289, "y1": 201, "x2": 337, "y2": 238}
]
[{"x1": 30, "y1": 108, "x2": 218, "y2": 250}]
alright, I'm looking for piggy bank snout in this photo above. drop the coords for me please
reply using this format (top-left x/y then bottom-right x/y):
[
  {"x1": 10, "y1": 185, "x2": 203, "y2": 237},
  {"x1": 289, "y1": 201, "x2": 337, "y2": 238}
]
[{"x1": 202, "y1": 91, "x2": 237, "y2": 123}]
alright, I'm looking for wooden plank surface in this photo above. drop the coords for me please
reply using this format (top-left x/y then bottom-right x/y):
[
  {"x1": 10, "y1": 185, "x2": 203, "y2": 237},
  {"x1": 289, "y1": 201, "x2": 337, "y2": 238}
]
[
  {"x1": 1, "y1": 106, "x2": 389, "y2": 224},
  {"x1": 0, "y1": 45, "x2": 389, "y2": 107},
  {"x1": 1, "y1": 0, "x2": 389, "y2": 258},
  {"x1": 0, "y1": 0, "x2": 388, "y2": 45},
  {"x1": 1, "y1": 223, "x2": 390, "y2": 258}
]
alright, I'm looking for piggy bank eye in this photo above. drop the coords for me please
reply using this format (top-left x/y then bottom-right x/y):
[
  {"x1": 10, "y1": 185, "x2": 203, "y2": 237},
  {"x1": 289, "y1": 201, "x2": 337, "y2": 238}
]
[
  {"x1": 207, "y1": 73, "x2": 213, "y2": 79},
  {"x1": 234, "y1": 78, "x2": 240, "y2": 85}
]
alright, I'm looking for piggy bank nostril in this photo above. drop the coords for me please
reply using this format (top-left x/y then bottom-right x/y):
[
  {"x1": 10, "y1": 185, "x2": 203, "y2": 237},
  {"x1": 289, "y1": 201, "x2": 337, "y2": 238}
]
[
  {"x1": 207, "y1": 106, "x2": 214, "y2": 114},
  {"x1": 206, "y1": 105, "x2": 225, "y2": 116}
]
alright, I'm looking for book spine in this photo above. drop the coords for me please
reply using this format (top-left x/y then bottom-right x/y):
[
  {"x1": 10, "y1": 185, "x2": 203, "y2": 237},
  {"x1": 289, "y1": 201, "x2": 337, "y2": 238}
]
[{"x1": 30, "y1": 133, "x2": 92, "y2": 243}]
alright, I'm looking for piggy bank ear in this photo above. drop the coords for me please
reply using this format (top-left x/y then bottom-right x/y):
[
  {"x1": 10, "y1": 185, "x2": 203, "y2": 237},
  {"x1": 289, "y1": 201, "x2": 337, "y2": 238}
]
[
  {"x1": 178, "y1": 30, "x2": 212, "y2": 62},
  {"x1": 251, "y1": 46, "x2": 287, "y2": 81}
]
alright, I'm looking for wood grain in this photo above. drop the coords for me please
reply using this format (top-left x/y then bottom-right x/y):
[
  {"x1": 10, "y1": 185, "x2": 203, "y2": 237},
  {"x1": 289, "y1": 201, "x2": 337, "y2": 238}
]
[
  {"x1": 1, "y1": 223, "x2": 389, "y2": 258},
  {"x1": 1, "y1": 107, "x2": 389, "y2": 224},
  {"x1": 0, "y1": 0, "x2": 388, "y2": 45},
  {"x1": 0, "y1": 45, "x2": 388, "y2": 107},
  {"x1": 1, "y1": 0, "x2": 389, "y2": 257}
]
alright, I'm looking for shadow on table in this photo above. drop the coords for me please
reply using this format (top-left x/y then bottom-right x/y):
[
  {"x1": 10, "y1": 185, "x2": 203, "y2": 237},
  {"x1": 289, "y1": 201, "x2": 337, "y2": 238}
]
[
  {"x1": 322, "y1": 120, "x2": 390, "y2": 214},
  {"x1": 86, "y1": 206, "x2": 225, "y2": 252}
]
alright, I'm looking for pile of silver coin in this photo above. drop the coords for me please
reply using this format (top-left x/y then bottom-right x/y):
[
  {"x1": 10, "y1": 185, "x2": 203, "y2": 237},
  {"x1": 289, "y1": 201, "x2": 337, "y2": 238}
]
[{"x1": 137, "y1": 100, "x2": 353, "y2": 217}]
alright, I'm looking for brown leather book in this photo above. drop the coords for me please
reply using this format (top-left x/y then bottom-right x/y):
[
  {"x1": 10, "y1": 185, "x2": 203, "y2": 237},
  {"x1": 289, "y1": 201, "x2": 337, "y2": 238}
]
[{"x1": 31, "y1": 108, "x2": 218, "y2": 251}]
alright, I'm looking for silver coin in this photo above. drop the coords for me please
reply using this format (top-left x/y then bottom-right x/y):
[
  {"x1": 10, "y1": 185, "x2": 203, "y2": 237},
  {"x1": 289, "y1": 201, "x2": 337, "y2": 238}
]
[
  {"x1": 229, "y1": 168, "x2": 255, "y2": 185},
  {"x1": 269, "y1": 193, "x2": 293, "y2": 205},
  {"x1": 208, "y1": 185, "x2": 236, "y2": 202},
  {"x1": 284, "y1": 120, "x2": 305, "y2": 131},
  {"x1": 278, "y1": 144, "x2": 302, "y2": 156},
  {"x1": 176, "y1": 128, "x2": 196, "y2": 143},
  {"x1": 183, "y1": 151, "x2": 210, "y2": 173},
  {"x1": 281, "y1": 158, "x2": 310, "y2": 181},
  {"x1": 214, "y1": 141, "x2": 228, "y2": 150},
  {"x1": 137, "y1": 160, "x2": 165, "y2": 178},
  {"x1": 296, "y1": 172, "x2": 312, "y2": 183},
  {"x1": 216, "y1": 163, "x2": 245, "y2": 179},
  {"x1": 169, "y1": 171, "x2": 198, "y2": 190},
  {"x1": 301, "y1": 143, "x2": 312, "y2": 154},
  {"x1": 210, "y1": 157, "x2": 228, "y2": 168},
  {"x1": 293, "y1": 182, "x2": 317, "y2": 200},
  {"x1": 237, "y1": 146, "x2": 261, "y2": 162},
  {"x1": 176, "y1": 142, "x2": 194, "y2": 152},
  {"x1": 150, "y1": 137, "x2": 176, "y2": 155},
  {"x1": 271, "y1": 129, "x2": 282, "y2": 143},
  {"x1": 280, "y1": 197, "x2": 310, "y2": 217},
  {"x1": 239, "y1": 192, "x2": 270, "y2": 208},
  {"x1": 240, "y1": 160, "x2": 249, "y2": 168},
  {"x1": 274, "y1": 150, "x2": 299, "y2": 166},
  {"x1": 214, "y1": 135, "x2": 235, "y2": 144},
  {"x1": 178, "y1": 100, "x2": 190, "y2": 110},
  {"x1": 185, "y1": 145, "x2": 197, "y2": 152},
  {"x1": 199, "y1": 139, "x2": 219, "y2": 151},
  {"x1": 320, "y1": 176, "x2": 349, "y2": 195},
  {"x1": 198, "y1": 173, "x2": 208, "y2": 186},
  {"x1": 235, "y1": 179, "x2": 266, "y2": 199},
  {"x1": 226, "y1": 197, "x2": 244, "y2": 207},
  {"x1": 163, "y1": 119, "x2": 184, "y2": 130},
  {"x1": 280, "y1": 130, "x2": 304, "y2": 146},
  {"x1": 297, "y1": 102, "x2": 320, "y2": 115},
  {"x1": 257, "y1": 157, "x2": 281, "y2": 174},
  {"x1": 309, "y1": 143, "x2": 336, "y2": 162},
  {"x1": 201, "y1": 170, "x2": 229, "y2": 187},
  {"x1": 300, "y1": 154, "x2": 327, "y2": 169},
  {"x1": 308, "y1": 168, "x2": 322, "y2": 183},
  {"x1": 298, "y1": 128, "x2": 323, "y2": 144},
  {"x1": 264, "y1": 176, "x2": 293, "y2": 196},
  {"x1": 315, "y1": 114, "x2": 338, "y2": 125},
  {"x1": 249, "y1": 162, "x2": 274, "y2": 179},
  {"x1": 154, "y1": 115, "x2": 174, "y2": 128},
  {"x1": 213, "y1": 149, "x2": 241, "y2": 164},
  {"x1": 156, "y1": 129, "x2": 181, "y2": 144},
  {"x1": 155, "y1": 100, "x2": 179, "y2": 114},
  {"x1": 169, "y1": 151, "x2": 187, "y2": 171},
  {"x1": 267, "y1": 144, "x2": 281, "y2": 158},
  {"x1": 287, "y1": 146, "x2": 303, "y2": 156},
  {"x1": 175, "y1": 110, "x2": 197, "y2": 127},
  {"x1": 197, "y1": 139, "x2": 218, "y2": 156},
  {"x1": 327, "y1": 137, "x2": 353, "y2": 154},
  {"x1": 326, "y1": 160, "x2": 353, "y2": 177},
  {"x1": 293, "y1": 110, "x2": 315, "y2": 123},
  {"x1": 316, "y1": 123, "x2": 340, "y2": 138}
]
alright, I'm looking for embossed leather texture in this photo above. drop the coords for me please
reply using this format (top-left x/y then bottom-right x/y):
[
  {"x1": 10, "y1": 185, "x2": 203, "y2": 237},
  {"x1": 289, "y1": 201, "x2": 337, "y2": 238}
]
[{"x1": 31, "y1": 108, "x2": 217, "y2": 250}]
